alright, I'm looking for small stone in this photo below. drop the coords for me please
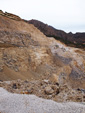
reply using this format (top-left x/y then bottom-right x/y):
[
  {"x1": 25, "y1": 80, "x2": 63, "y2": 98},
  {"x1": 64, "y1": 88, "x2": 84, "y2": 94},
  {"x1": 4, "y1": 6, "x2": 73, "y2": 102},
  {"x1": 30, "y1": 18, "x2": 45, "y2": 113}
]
[
  {"x1": 51, "y1": 85, "x2": 59, "y2": 94},
  {"x1": 27, "y1": 89, "x2": 33, "y2": 94},
  {"x1": 14, "y1": 66, "x2": 19, "y2": 72},
  {"x1": 48, "y1": 95, "x2": 52, "y2": 98},
  {"x1": 12, "y1": 83, "x2": 17, "y2": 89},
  {"x1": 43, "y1": 79, "x2": 49, "y2": 84},
  {"x1": 21, "y1": 89, "x2": 33, "y2": 94},
  {"x1": 24, "y1": 80, "x2": 29, "y2": 83},
  {"x1": 52, "y1": 85, "x2": 58, "y2": 90},
  {"x1": 0, "y1": 80, "x2": 3, "y2": 82},
  {"x1": 44, "y1": 86, "x2": 54, "y2": 95},
  {"x1": 50, "y1": 74, "x2": 59, "y2": 84},
  {"x1": 0, "y1": 67, "x2": 3, "y2": 72}
]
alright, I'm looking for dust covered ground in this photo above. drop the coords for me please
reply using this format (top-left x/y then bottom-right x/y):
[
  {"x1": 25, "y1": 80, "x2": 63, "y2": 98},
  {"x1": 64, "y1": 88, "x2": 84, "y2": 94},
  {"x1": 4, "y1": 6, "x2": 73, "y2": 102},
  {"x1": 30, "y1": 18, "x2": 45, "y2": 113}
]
[{"x1": 0, "y1": 87, "x2": 85, "y2": 113}]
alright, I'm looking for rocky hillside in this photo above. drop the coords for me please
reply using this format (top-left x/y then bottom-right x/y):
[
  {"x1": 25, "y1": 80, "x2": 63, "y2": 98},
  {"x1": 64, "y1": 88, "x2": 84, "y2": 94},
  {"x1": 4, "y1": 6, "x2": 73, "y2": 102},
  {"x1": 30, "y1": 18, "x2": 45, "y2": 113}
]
[
  {"x1": 0, "y1": 10, "x2": 21, "y2": 21},
  {"x1": 28, "y1": 19, "x2": 85, "y2": 48},
  {"x1": 0, "y1": 10, "x2": 85, "y2": 97}
]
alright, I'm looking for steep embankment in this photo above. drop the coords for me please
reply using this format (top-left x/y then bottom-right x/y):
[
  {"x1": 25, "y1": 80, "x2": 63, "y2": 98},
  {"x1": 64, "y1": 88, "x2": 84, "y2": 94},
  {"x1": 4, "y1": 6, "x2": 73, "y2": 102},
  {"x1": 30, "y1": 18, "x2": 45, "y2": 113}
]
[
  {"x1": 0, "y1": 11, "x2": 85, "y2": 91},
  {"x1": 0, "y1": 13, "x2": 54, "y2": 81}
]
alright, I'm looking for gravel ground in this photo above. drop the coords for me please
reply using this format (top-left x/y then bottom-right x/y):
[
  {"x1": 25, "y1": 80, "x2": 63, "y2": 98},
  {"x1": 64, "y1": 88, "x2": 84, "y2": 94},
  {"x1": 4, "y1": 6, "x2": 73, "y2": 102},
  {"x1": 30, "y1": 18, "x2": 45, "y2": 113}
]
[{"x1": 0, "y1": 87, "x2": 85, "y2": 113}]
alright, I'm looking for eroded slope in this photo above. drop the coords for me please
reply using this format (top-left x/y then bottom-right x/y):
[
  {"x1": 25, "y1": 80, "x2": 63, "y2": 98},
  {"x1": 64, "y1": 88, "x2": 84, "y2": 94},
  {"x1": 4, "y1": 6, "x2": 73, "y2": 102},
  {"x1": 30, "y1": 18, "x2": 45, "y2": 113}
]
[{"x1": 0, "y1": 13, "x2": 85, "y2": 90}]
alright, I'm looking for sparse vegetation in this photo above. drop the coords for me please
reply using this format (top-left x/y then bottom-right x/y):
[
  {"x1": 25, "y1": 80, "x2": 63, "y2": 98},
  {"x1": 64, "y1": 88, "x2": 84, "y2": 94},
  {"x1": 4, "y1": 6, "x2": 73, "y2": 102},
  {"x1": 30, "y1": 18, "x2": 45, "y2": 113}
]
[
  {"x1": 28, "y1": 19, "x2": 85, "y2": 49},
  {"x1": 47, "y1": 35, "x2": 85, "y2": 49}
]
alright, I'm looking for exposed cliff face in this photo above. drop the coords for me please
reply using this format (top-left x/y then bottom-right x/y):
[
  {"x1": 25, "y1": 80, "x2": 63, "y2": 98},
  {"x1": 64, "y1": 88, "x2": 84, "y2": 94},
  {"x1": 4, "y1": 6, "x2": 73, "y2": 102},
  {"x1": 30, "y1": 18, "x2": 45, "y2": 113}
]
[
  {"x1": 0, "y1": 14, "x2": 54, "y2": 81},
  {"x1": 0, "y1": 13, "x2": 85, "y2": 90},
  {"x1": 28, "y1": 19, "x2": 85, "y2": 48}
]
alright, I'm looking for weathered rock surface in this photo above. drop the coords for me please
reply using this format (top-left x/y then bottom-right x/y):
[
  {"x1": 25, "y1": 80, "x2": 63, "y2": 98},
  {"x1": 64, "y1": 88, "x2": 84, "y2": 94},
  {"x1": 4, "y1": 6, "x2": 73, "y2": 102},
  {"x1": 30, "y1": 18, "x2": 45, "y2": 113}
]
[{"x1": 0, "y1": 11, "x2": 85, "y2": 91}]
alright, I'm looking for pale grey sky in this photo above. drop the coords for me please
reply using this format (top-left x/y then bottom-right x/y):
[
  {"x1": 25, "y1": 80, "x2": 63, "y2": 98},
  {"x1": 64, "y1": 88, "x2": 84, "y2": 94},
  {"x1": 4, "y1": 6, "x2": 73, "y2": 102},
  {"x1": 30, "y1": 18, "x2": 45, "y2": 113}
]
[{"x1": 0, "y1": 0, "x2": 85, "y2": 33}]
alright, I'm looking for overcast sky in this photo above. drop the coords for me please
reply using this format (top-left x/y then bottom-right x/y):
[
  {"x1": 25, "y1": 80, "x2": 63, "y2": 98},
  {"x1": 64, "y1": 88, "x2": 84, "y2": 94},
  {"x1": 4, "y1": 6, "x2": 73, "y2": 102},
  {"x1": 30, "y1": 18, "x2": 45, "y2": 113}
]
[{"x1": 0, "y1": 0, "x2": 85, "y2": 33}]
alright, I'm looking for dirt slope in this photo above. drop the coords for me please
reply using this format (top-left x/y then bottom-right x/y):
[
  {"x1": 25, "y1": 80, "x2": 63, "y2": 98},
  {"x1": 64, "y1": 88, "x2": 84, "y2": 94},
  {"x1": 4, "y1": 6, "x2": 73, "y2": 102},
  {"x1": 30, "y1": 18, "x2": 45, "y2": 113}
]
[{"x1": 0, "y1": 12, "x2": 85, "y2": 90}]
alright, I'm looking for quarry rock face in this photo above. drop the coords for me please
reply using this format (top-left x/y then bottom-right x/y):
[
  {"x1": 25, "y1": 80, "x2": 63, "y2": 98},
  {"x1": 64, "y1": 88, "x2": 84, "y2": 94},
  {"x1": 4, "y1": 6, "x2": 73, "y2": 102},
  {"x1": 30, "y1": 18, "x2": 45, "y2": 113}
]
[{"x1": 0, "y1": 12, "x2": 85, "y2": 91}]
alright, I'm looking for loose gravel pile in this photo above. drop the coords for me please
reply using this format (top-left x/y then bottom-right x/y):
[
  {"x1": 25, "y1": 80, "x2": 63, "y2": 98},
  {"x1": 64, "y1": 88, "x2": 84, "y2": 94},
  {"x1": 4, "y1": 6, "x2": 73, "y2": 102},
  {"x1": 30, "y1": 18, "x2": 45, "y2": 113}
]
[{"x1": 0, "y1": 87, "x2": 85, "y2": 113}]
